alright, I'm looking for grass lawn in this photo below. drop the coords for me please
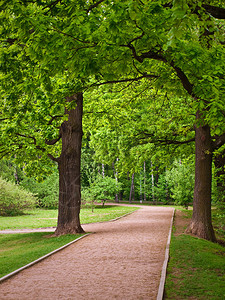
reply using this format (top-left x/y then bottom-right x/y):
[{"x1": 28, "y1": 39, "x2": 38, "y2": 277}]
[
  {"x1": 165, "y1": 208, "x2": 225, "y2": 300},
  {"x1": 0, "y1": 233, "x2": 84, "y2": 278},
  {"x1": 0, "y1": 205, "x2": 138, "y2": 230},
  {"x1": 0, "y1": 205, "x2": 139, "y2": 278}
]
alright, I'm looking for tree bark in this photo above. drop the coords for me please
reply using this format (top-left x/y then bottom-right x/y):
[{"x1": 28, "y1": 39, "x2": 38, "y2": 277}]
[
  {"x1": 214, "y1": 149, "x2": 225, "y2": 203},
  {"x1": 55, "y1": 93, "x2": 85, "y2": 235},
  {"x1": 129, "y1": 173, "x2": 135, "y2": 203},
  {"x1": 143, "y1": 161, "x2": 146, "y2": 202},
  {"x1": 112, "y1": 159, "x2": 119, "y2": 203},
  {"x1": 186, "y1": 113, "x2": 216, "y2": 241},
  {"x1": 139, "y1": 171, "x2": 143, "y2": 203},
  {"x1": 151, "y1": 162, "x2": 155, "y2": 202}
]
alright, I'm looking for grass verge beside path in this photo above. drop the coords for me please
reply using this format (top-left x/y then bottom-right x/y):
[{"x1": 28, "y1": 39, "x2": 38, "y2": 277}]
[
  {"x1": 0, "y1": 205, "x2": 139, "y2": 278},
  {"x1": 0, "y1": 233, "x2": 83, "y2": 279},
  {"x1": 165, "y1": 209, "x2": 225, "y2": 300},
  {"x1": 0, "y1": 205, "x2": 138, "y2": 230}
]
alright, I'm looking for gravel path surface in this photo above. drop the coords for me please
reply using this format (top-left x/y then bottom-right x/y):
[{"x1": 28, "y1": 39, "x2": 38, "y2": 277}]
[{"x1": 0, "y1": 206, "x2": 174, "y2": 300}]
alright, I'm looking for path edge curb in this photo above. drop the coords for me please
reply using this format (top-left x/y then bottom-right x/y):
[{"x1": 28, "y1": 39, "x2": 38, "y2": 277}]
[
  {"x1": 157, "y1": 208, "x2": 175, "y2": 300},
  {"x1": 0, "y1": 233, "x2": 92, "y2": 283}
]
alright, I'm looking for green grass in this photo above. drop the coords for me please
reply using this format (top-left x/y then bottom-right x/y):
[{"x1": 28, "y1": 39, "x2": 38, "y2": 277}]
[
  {"x1": 165, "y1": 209, "x2": 225, "y2": 300},
  {"x1": 0, "y1": 205, "x2": 138, "y2": 230},
  {"x1": 0, "y1": 205, "x2": 139, "y2": 278},
  {"x1": 0, "y1": 233, "x2": 84, "y2": 278}
]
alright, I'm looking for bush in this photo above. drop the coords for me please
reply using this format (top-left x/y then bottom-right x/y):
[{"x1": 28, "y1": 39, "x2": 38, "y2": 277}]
[
  {"x1": 0, "y1": 177, "x2": 36, "y2": 216},
  {"x1": 81, "y1": 188, "x2": 95, "y2": 211},
  {"x1": 82, "y1": 175, "x2": 122, "y2": 210},
  {"x1": 21, "y1": 172, "x2": 59, "y2": 209}
]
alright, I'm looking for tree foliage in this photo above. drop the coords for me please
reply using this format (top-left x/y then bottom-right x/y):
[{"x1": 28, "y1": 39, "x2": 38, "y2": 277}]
[
  {"x1": 0, "y1": 0, "x2": 225, "y2": 239},
  {"x1": 166, "y1": 160, "x2": 195, "y2": 208}
]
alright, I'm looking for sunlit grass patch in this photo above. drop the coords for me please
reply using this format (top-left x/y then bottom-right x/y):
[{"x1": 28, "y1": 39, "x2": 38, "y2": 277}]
[
  {"x1": 165, "y1": 209, "x2": 225, "y2": 300},
  {"x1": 0, "y1": 232, "x2": 83, "y2": 278},
  {"x1": 0, "y1": 205, "x2": 139, "y2": 230}
]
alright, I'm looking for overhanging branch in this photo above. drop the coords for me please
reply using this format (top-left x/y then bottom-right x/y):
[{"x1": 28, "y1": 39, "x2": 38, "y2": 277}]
[
  {"x1": 45, "y1": 134, "x2": 62, "y2": 145},
  {"x1": 212, "y1": 133, "x2": 225, "y2": 150},
  {"x1": 202, "y1": 4, "x2": 225, "y2": 19},
  {"x1": 16, "y1": 133, "x2": 59, "y2": 162},
  {"x1": 89, "y1": 74, "x2": 158, "y2": 88},
  {"x1": 136, "y1": 132, "x2": 195, "y2": 146},
  {"x1": 87, "y1": 0, "x2": 105, "y2": 13},
  {"x1": 164, "y1": 2, "x2": 225, "y2": 19}
]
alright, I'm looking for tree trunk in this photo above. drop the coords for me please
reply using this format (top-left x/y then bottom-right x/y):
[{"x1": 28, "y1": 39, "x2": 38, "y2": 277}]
[
  {"x1": 143, "y1": 161, "x2": 146, "y2": 202},
  {"x1": 102, "y1": 163, "x2": 105, "y2": 177},
  {"x1": 55, "y1": 93, "x2": 85, "y2": 235},
  {"x1": 186, "y1": 113, "x2": 216, "y2": 241},
  {"x1": 112, "y1": 159, "x2": 119, "y2": 203},
  {"x1": 139, "y1": 172, "x2": 143, "y2": 203},
  {"x1": 151, "y1": 162, "x2": 155, "y2": 202},
  {"x1": 129, "y1": 173, "x2": 135, "y2": 203},
  {"x1": 214, "y1": 149, "x2": 225, "y2": 203}
]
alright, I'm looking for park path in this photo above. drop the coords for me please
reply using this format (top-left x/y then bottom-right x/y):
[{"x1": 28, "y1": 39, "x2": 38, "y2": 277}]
[{"x1": 0, "y1": 206, "x2": 174, "y2": 300}]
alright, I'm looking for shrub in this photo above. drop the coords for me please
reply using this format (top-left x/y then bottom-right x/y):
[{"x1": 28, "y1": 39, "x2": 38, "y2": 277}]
[
  {"x1": 81, "y1": 188, "x2": 95, "y2": 211},
  {"x1": 82, "y1": 175, "x2": 122, "y2": 210},
  {"x1": 21, "y1": 172, "x2": 59, "y2": 209},
  {"x1": 0, "y1": 177, "x2": 36, "y2": 216},
  {"x1": 166, "y1": 160, "x2": 194, "y2": 209}
]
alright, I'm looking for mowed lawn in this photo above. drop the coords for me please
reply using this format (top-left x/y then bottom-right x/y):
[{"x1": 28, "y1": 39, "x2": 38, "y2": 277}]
[
  {"x1": 0, "y1": 205, "x2": 138, "y2": 230},
  {"x1": 165, "y1": 208, "x2": 225, "y2": 300}
]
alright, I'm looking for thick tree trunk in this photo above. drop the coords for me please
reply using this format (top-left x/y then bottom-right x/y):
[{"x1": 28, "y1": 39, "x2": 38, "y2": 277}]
[
  {"x1": 186, "y1": 114, "x2": 216, "y2": 241},
  {"x1": 55, "y1": 93, "x2": 85, "y2": 236}
]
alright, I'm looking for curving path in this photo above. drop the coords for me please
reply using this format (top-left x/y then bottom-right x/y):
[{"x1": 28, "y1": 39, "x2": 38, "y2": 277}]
[{"x1": 0, "y1": 206, "x2": 174, "y2": 300}]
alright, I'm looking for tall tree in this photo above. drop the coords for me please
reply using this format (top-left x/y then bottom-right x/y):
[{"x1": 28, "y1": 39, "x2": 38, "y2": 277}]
[
  {"x1": 0, "y1": 1, "x2": 90, "y2": 234},
  {"x1": 87, "y1": 0, "x2": 225, "y2": 241}
]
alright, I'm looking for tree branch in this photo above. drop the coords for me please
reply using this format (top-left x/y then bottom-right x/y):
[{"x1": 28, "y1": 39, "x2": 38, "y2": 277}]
[
  {"x1": 89, "y1": 74, "x2": 158, "y2": 88},
  {"x1": 0, "y1": 149, "x2": 11, "y2": 159},
  {"x1": 139, "y1": 136, "x2": 195, "y2": 146},
  {"x1": 212, "y1": 133, "x2": 225, "y2": 150},
  {"x1": 87, "y1": 0, "x2": 105, "y2": 13},
  {"x1": 16, "y1": 133, "x2": 37, "y2": 144},
  {"x1": 135, "y1": 131, "x2": 195, "y2": 146},
  {"x1": 126, "y1": 43, "x2": 194, "y2": 97},
  {"x1": 169, "y1": 62, "x2": 194, "y2": 96},
  {"x1": 47, "y1": 153, "x2": 59, "y2": 162},
  {"x1": 52, "y1": 26, "x2": 92, "y2": 44},
  {"x1": 47, "y1": 114, "x2": 64, "y2": 125},
  {"x1": 16, "y1": 133, "x2": 60, "y2": 161},
  {"x1": 45, "y1": 134, "x2": 62, "y2": 145},
  {"x1": 43, "y1": 0, "x2": 62, "y2": 10},
  {"x1": 164, "y1": 2, "x2": 225, "y2": 19},
  {"x1": 202, "y1": 4, "x2": 225, "y2": 20}
]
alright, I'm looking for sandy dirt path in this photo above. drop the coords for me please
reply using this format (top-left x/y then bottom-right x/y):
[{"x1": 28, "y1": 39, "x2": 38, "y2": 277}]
[{"x1": 0, "y1": 206, "x2": 174, "y2": 300}]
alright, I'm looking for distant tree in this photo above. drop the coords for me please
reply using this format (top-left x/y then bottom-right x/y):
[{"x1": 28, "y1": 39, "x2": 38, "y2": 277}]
[{"x1": 166, "y1": 160, "x2": 195, "y2": 209}]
